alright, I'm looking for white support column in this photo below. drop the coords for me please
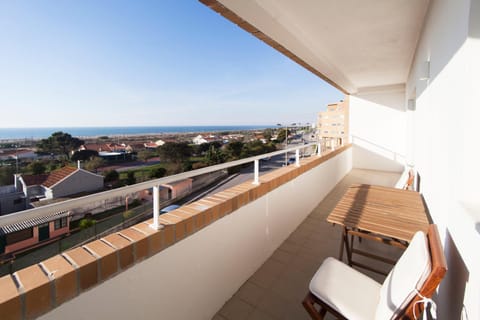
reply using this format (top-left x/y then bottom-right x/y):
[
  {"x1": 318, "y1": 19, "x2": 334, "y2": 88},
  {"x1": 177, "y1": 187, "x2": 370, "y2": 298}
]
[
  {"x1": 253, "y1": 159, "x2": 259, "y2": 185},
  {"x1": 317, "y1": 143, "x2": 321, "y2": 156},
  {"x1": 149, "y1": 185, "x2": 162, "y2": 230},
  {"x1": 295, "y1": 149, "x2": 300, "y2": 167}
]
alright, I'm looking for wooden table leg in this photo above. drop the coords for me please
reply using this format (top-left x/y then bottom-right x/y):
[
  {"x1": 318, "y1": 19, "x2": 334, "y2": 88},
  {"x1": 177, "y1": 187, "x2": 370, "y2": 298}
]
[
  {"x1": 338, "y1": 231, "x2": 344, "y2": 261},
  {"x1": 341, "y1": 227, "x2": 352, "y2": 265}
]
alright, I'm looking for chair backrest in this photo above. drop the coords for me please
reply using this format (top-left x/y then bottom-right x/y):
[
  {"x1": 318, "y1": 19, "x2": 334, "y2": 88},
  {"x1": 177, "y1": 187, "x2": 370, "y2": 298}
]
[
  {"x1": 402, "y1": 225, "x2": 447, "y2": 319},
  {"x1": 375, "y1": 225, "x2": 447, "y2": 319},
  {"x1": 403, "y1": 169, "x2": 415, "y2": 190}
]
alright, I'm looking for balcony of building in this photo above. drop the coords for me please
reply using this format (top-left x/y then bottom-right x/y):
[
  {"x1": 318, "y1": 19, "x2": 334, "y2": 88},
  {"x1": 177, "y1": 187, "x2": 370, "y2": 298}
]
[
  {"x1": 213, "y1": 167, "x2": 403, "y2": 320},
  {"x1": 0, "y1": 144, "x2": 422, "y2": 320},
  {"x1": 0, "y1": 0, "x2": 478, "y2": 319}
]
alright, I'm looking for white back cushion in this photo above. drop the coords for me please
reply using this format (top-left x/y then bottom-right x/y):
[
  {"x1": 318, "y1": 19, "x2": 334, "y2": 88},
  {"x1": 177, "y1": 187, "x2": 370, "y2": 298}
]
[{"x1": 375, "y1": 231, "x2": 431, "y2": 320}]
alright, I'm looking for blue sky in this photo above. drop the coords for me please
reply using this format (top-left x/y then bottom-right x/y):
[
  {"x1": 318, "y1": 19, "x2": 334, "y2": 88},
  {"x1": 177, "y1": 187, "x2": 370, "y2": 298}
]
[{"x1": 0, "y1": 0, "x2": 343, "y2": 128}]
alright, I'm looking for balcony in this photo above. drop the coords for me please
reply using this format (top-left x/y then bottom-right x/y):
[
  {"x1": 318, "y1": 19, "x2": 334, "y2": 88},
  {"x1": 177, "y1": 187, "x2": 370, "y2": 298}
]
[
  {"x1": 0, "y1": 0, "x2": 477, "y2": 318},
  {"x1": 0, "y1": 144, "x2": 416, "y2": 320},
  {"x1": 213, "y1": 168, "x2": 403, "y2": 320}
]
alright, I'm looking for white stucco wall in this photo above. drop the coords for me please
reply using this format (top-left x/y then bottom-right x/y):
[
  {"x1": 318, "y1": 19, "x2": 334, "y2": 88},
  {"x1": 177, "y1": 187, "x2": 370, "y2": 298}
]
[
  {"x1": 40, "y1": 148, "x2": 352, "y2": 320},
  {"x1": 406, "y1": 0, "x2": 480, "y2": 319},
  {"x1": 349, "y1": 85, "x2": 407, "y2": 172},
  {"x1": 51, "y1": 170, "x2": 104, "y2": 198}
]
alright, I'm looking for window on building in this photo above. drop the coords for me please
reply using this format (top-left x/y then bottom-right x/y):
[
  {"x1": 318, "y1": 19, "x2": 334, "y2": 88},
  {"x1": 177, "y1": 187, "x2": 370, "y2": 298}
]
[
  {"x1": 54, "y1": 217, "x2": 67, "y2": 230},
  {"x1": 5, "y1": 228, "x2": 33, "y2": 245}
]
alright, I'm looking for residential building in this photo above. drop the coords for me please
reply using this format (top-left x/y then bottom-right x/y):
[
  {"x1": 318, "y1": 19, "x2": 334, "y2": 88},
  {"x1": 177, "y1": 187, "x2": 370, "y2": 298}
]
[
  {"x1": 143, "y1": 140, "x2": 164, "y2": 149},
  {"x1": 0, "y1": 211, "x2": 70, "y2": 256},
  {"x1": 20, "y1": 165, "x2": 104, "y2": 202},
  {"x1": 193, "y1": 135, "x2": 208, "y2": 145},
  {"x1": 0, "y1": 149, "x2": 37, "y2": 162},
  {"x1": 0, "y1": 184, "x2": 26, "y2": 216},
  {"x1": 79, "y1": 143, "x2": 132, "y2": 154},
  {"x1": 317, "y1": 98, "x2": 349, "y2": 148},
  {"x1": 0, "y1": 1, "x2": 478, "y2": 320}
]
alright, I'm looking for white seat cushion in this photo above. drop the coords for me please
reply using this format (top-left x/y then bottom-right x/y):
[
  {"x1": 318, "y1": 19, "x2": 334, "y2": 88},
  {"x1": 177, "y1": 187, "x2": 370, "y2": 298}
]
[
  {"x1": 375, "y1": 231, "x2": 431, "y2": 320},
  {"x1": 309, "y1": 257, "x2": 382, "y2": 320}
]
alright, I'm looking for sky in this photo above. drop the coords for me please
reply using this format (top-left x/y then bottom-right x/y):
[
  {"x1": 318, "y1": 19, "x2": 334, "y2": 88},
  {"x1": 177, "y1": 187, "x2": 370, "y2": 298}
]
[{"x1": 0, "y1": 0, "x2": 343, "y2": 128}]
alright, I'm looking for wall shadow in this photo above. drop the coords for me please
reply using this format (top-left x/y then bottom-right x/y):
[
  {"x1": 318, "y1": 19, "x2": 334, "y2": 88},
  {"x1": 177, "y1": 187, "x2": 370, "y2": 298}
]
[
  {"x1": 354, "y1": 84, "x2": 407, "y2": 113},
  {"x1": 351, "y1": 136, "x2": 405, "y2": 174},
  {"x1": 436, "y1": 230, "x2": 469, "y2": 319},
  {"x1": 469, "y1": 0, "x2": 480, "y2": 38}
]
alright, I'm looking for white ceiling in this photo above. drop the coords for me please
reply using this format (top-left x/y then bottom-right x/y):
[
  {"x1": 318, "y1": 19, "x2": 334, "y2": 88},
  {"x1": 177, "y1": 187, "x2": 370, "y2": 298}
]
[{"x1": 213, "y1": 0, "x2": 430, "y2": 94}]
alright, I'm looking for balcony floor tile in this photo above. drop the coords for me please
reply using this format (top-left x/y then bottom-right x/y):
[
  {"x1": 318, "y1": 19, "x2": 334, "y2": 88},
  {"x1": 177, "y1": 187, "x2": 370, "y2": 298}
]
[{"x1": 213, "y1": 168, "x2": 402, "y2": 320}]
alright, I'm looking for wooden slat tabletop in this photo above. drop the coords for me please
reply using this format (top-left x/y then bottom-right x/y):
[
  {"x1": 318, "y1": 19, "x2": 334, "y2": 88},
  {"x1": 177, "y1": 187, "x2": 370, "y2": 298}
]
[{"x1": 327, "y1": 184, "x2": 430, "y2": 242}]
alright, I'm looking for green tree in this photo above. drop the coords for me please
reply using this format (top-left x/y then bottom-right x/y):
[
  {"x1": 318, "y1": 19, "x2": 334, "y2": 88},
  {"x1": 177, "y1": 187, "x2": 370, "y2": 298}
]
[
  {"x1": 263, "y1": 128, "x2": 274, "y2": 142},
  {"x1": 157, "y1": 142, "x2": 192, "y2": 165},
  {"x1": 71, "y1": 150, "x2": 98, "y2": 161},
  {"x1": 204, "y1": 145, "x2": 225, "y2": 165},
  {"x1": 241, "y1": 141, "x2": 276, "y2": 158},
  {"x1": 84, "y1": 157, "x2": 104, "y2": 172},
  {"x1": 224, "y1": 141, "x2": 244, "y2": 160},
  {"x1": 47, "y1": 160, "x2": 60, "y2": 172},
  {"x1": 0, "y1": 166, "x2": 15, "y2": 186},
  {"x1": 137, "y1": 150, "x2": 155, "y2": 162},
  {"x1": 149, "y1": 167, "x2": 167, "y2": 178},
  {"x1": 37, "y1": 131, "x2": 84, "y2": 159},
  {"x1": 27, "y1": 161, "x2": 46, "y2": 175},
  {"x1": 275, "y1": 129, "x2": 291, "y2": 144},
  {"x1": 126, "y1": 171, "x2": 136, "y2": 185},
  {"x1": 79, "y1": 218, "x2": 96, "y2": 229},
  {"x1": 103, "y1": 169, "x2": 119, "y2": 183},
  {"x1": 192, "y1": 141, "x2": 222, "y2": 156}
]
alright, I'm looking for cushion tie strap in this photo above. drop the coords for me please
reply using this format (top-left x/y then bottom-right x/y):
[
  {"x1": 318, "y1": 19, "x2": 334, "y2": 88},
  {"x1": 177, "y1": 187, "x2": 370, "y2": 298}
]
[{"x1": 413, "y1": 289, "x2": 437, "y2": 320}]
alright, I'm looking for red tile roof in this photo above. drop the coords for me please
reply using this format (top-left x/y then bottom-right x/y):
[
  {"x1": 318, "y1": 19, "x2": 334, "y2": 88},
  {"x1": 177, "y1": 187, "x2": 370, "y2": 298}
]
[
  {"x1": 81, "y1": 143, "x2": 128, "y2": 153},
  {"x1": 43, "y1": 166, "x2": 78, "y2": 188},
  {"x1": 21, "y1": 174, "x2": 49, "y2": 186}
]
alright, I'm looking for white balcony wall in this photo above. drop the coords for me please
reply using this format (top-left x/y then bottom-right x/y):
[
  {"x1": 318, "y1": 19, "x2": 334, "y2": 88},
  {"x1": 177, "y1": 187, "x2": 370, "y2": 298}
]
[
  {"x1": 406, "y1": 0, "x2": 480, "y2": 319},
  {"x1": 349, "y1": 85, "x2": 407, "y2": 173},
  {"x1": 40, "y1": 149, "x2": 352, "y2": 320}
]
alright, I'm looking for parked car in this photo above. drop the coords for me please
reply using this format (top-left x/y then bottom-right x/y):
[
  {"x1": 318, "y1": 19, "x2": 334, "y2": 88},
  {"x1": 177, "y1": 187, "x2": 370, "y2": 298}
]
[{"x1": 160, "y1": 204, "x2": 180, "y2": 214}]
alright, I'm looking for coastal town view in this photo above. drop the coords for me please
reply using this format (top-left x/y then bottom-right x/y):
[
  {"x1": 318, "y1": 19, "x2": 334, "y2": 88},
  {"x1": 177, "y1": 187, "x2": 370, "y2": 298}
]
[
  {"x1": 0, "y1": 124, "x2": 316, "y2": 265},
  {"x1": 0, "y1": 0, "x2": 471, "y2": 319},
  {"x1": 0, "y1": 0, "x2": 344, "y2": 279}
]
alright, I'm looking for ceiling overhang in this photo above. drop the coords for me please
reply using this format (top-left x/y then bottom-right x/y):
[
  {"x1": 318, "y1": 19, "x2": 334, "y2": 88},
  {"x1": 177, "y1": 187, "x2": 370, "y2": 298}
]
[{"x1": 200, "y1": 0, "x2": 429, "y2": 95}]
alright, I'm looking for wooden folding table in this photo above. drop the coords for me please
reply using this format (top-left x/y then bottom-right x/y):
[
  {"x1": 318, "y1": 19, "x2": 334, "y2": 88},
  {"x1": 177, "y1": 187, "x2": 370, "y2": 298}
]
[{"x1": 327, "y1": 184, "x2": 430, "y2": 275}]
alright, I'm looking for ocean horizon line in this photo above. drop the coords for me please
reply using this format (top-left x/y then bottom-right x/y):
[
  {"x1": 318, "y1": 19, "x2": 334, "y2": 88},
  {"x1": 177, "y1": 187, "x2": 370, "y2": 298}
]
[{"x1": 0, "y1": 125, "x2": 275, "y2": 141}]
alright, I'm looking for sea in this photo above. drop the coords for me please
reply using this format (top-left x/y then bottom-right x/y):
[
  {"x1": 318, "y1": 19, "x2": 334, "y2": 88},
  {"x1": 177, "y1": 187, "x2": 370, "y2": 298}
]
[{"x1": 0, "y1": 125, "x2": 273, "y2": 141}]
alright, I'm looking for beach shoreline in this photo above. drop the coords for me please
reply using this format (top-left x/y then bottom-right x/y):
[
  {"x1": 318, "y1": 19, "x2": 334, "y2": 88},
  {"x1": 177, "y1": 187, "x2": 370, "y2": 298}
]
[
  {"x1": 0, "y1": 127, "x2": 269, "y2": 146},
  {"x1": 0, "y1": 126, "x2": 272, "y2": 143}
]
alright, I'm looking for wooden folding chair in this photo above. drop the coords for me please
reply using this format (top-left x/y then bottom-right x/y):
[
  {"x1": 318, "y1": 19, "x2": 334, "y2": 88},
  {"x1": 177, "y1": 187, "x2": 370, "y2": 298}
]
[{"x1": 302, "y1": 224, "x2": 447, "y2": 320}]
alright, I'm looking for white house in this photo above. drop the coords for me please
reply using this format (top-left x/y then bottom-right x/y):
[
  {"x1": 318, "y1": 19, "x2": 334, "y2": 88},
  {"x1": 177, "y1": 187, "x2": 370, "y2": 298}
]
[
  {"x1": 20, "y1": 165, "x2": 104, "y2": 201},
  {"x1": 192, "y1": 134, "x2": 208, "y2": 145}
]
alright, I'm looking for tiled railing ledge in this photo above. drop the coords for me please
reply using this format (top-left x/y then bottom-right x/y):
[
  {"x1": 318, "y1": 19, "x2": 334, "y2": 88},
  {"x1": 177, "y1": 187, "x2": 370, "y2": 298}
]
[{"x1": 0, "y1": 144, "x2": 351, "y2": 320}]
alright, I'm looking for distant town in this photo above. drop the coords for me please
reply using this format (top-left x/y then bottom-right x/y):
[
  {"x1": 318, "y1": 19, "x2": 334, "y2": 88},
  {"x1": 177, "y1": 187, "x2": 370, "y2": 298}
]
[{"x1": 0, "y1": 101, "x2": 347, "y2": 270}]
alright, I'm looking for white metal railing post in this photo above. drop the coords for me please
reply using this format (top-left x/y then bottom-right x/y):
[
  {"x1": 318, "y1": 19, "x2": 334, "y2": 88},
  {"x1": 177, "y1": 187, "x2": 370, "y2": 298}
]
[
  {"x1": 317, "y1": 142, "x2": 321, "y2": 156},
  {"x1": 150, "y1": 185, "x2": 162, "y2": 230},
  {"x1": 295, "y1": 149, "x2": 300, "y2": 167},
  {"x1": 253, "y1": 159, "x2": 259, "y2": 185}
]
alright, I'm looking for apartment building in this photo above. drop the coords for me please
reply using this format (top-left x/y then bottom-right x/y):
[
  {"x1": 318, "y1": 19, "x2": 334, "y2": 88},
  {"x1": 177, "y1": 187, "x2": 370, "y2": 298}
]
[{"x1": 317, "y1": 98, "x2": 350, "y2": 149}]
